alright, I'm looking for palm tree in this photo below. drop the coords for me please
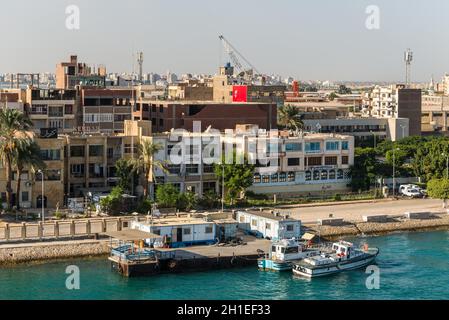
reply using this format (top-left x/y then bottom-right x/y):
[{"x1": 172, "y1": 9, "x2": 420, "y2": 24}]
[
  {"x1": 0, "y1": 108, "x2": 33, "y2": 210},
  {"x1": 14, "y1": 140, "x2": 46, "y2": 209},
  {"x1": 136, "y1": 139, "x2": 166, "y2": 199},
  {"x1": 278, "y1": 105, "x2": 305, "y2": 132}
]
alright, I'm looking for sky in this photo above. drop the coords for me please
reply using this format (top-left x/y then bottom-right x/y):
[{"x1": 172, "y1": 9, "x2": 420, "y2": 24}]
[{"x1": 0, "y1": 0, "x2": 448, "y2": 82}]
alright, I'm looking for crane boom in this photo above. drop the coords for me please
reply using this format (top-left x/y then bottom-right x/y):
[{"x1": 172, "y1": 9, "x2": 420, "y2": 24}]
[{"x1": 219, "y1": 35, "x2": 260, "y2": 75}]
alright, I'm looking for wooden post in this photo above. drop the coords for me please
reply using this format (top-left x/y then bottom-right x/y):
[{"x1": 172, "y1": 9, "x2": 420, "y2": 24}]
[
  {"x1": 54, "y1": 221, "x2": 59, "y2": 239},
  {"x1": 4, "y1": 223, "x2": 10, "y2": 241},
  {"x1": 117, "y1": 218, "x2": 122, "y2": 232},
  {"x1": 102, "y1": 219, "x2": 106, "y2": 232}
]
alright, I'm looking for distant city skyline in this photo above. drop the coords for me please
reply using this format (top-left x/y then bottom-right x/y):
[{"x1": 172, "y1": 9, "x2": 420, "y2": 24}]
[{"x1": 1, "y1": 0, "x2": 449, "y2": 82}]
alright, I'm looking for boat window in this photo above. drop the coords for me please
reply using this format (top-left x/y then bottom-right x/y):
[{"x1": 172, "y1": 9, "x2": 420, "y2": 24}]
[
  {"x1": 272, "y1": 246, "x2": 277, "y2": 253},
  {"x1": 285, "y1": 247, "x2": 299, "y2": 254},
  {"x1": 281, "y1": 247, "x2": 286, "y2": 253}
]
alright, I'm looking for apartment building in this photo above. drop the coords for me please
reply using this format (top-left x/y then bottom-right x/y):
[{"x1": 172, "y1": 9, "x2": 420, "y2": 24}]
[
  {"x1": 421, "y1": 94, "x2": 449, "y2": 133},
  {"x1": 80, "y1": 88, "x2": 134, "y2": 133},
  {"x1": 25, "y1": 88, "x2": 77, "y2": 134},
  {"x1": 133, "y1": 100, "x2": 277, "y2": 133},
  {"x1": 56, "y1": 55, "x2": 106, "y2": 89},
  {"x1": 362, "y1": 84, "x2": 421, "y2": 136}
]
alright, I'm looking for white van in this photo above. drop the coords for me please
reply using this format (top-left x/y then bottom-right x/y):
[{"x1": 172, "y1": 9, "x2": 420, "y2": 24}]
[{"x1": 399, "y1": 184, "x2": 420, "y2": 195}]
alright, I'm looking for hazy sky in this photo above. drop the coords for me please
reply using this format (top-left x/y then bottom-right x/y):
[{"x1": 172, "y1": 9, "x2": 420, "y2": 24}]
[{"x1": 0, "y1": 0, "x2": 448, "y2": 82}]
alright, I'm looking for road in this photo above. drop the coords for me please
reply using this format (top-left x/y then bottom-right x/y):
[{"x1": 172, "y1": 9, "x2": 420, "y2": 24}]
[{"x1": 286, "y1": 198, "x2": 444, "y2": 223}]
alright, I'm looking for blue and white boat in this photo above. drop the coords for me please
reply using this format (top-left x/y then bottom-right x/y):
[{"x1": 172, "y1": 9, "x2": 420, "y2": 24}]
[
  {"x1": 258, "y1": 238, "x2": 322, "y2": 271},
  {"x1": 292, "y1": 240, "x2": 379, "y2": 278}
]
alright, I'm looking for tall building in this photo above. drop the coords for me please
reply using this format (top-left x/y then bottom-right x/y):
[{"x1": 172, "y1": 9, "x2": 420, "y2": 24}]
[{"x1": 362, "y1": 84, "x2": 421, "y2": 136}]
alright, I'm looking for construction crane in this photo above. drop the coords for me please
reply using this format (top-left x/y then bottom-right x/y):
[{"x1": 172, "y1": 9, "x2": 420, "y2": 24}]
[{"x1": 218, "y1": 35, "x2": 260, "y2": 77}]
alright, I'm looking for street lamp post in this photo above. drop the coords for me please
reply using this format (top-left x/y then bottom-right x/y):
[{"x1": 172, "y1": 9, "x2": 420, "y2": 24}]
[
  {"x1": 37, "y1": 170, "x2": 44, "y2": 222},
  {"x1": 221, "y1": 164, "x2": 225, "y2": 213}
]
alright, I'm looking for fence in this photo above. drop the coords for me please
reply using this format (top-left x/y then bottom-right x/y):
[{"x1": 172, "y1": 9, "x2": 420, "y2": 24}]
[{"x1": 0, "y1": 217, "x2": 136, "y2": 242}]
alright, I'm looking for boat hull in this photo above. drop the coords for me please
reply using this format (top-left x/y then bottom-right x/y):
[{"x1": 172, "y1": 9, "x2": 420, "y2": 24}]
[
  {"x1": 258, "y1": 259, "x2": 292, "y2": 271},
  {"x1": 293, "y1": 250, "x2": 379, "y2": 278}
]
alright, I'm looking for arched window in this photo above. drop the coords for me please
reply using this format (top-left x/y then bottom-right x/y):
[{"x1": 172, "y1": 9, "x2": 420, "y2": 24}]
[
  {"x1": 288, "y1": 172, "x2": 295, "y2": 182},
  {"x1": 36, "y1": 195, "x2": 48, "y2": 209},
  {"x1": 321, "y1": 170, "x2": 328, "y2": 180},
  {"x1": 305, "y1": 171, "x2": 312, "y2": 181},
  {"x1": 329, "y1": 169, "x2": 336, "y2": 180},
  {"x1": 337, "y1": 169, "x2": 344, "y2": 180},
  {"x1": 313, "y1": 170, "x2": 320, "y2": 181},
  {"x1": 253, "y1": 173, "x2": 261, "y2": 184},
  {"x1": 271, "y1": 173, "x2": 279, "y2": 183},
  {"x1": 279, "y1": 172, "x2": 287, "y2": 182},
  {"x1": 262, "y1": 175, "x2": 270, "y2": 183}
]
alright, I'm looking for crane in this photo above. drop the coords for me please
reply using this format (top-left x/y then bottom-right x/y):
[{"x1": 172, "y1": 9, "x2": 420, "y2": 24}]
[{"x1": 218, "y1": 35, "x2": 260, "y2": 77}]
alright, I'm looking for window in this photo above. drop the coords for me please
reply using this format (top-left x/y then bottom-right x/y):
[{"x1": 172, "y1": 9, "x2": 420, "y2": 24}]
[
  {"x1": 329, "y1": 169, "x2": 336, "y2": 180},
  {"x1": 313, "y1": 170, "x2": 320, "y2": 180},
  {"x1": 159, "y1": 119, "x2": 164, "y2": 127},
  {"x1": 71, "y1": 164, "x2": 85, "y2": 177},
  {"x1": 89, "y1": 164, "x2": 104, "y2": 178},
  {"x1": 240, "y1": 216, "x2": 245, "y2": 223},
  {"x1": 306, "y1": 157, "x2": 322, "y2": 166},
  {"x1": 325, "y1": 156, "x2": 338, "y2": 165},
  {"x1": 342, "y1": 156, "x2": 349, "y2": 165},
  {"x1": 124, "y1": 144, "x2": 137, "y2": 154},
  {"x1": 205, "y1": 226, "x2": 213, "y2": 234},
  {"x1": 271, "y1": 173, "x2": 278, "y2": 183},
  {"x1": 40, "y1": 149, "x2": 61, "y2": 161},
  {"x1": 45, "y1": 170, "x2": 61, "y2": 181},
  {"x1": 22, "y1": 191, "x2": 29, "y2": 202},
  {"x1": 265, "y1": 223, "x2": 271, "y2": 230},
  {"x1": 186, "y1": 164, "x2": 199, "y2": 174},
  {"x1": 279, "y1": 172, "x2": 287, "y2": 182},
  {"x1": 287, "y1": 158, "x2": 300, "y2": 166},
  {"x1": 48, "y1": 106, "x2": 63, "y2": 117},
  {"x1": 253, "y1": 173, "x2": 261, "y2": 183},
  {"x1": 326, "y1": 141, "x2": 340, "y2": 151},
  {"x1": 286, "y1": 224, "x2": 294, "y2": 232},
  {"x1": 203, "y1": 182, "x2": 216, "y2": 192},
  {"x1": 183, "y1": 228, "x2": 191, "y2": 235},
  {"x1": 203, "y1": 164, "x2": 214, "y2": 173},
  {"x1": 342, "y1": 141, "x2": 349, "y2": 150},
  {"x1": 305, "y1": 142, "x2": 321, "y2": 153},
  {"x1": 285, "y1": 143, "x2": 302, "y2": 152},
  {"x1": 288, "y1": 172, "x2": 295, "y2": 182},
  {"x1": 159, "y1": 105, "x2": 164, "y2": 113},
  {"x1": 337, "y1": 169, "x2": 344, "y2": 180},
  {"x1": 70, "y1": 146, "x2": 85, "y2": 157},
  {"x1": 321, "y1": 170, "x2": 328, "y2": 180},
  {"x1": 89, "y1": 145, "x2": 103, "y2": 157},
  {"x1": 262, "y1": 175, "x2": 270, "y2": 183},
  {"x1": 251, "y1": 219, "x2": 258, "y2": 227},
  {"x1": 305, "y1": 171, "x2": 312, "y2": 181}
]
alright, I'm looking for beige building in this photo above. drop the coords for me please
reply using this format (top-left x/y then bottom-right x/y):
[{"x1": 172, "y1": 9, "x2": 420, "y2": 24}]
[{"x1": 421, "y1": 93, "x2": 449, "y2": 133}]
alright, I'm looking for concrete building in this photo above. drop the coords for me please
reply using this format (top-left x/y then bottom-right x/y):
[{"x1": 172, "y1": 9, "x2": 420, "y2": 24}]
[
  {"x1": 0, "y1": 90, "x2": 25, "y2": 112},
  {"x1": 421, "y1": 93, "x2": 449, "y2": 133},
  {"x1": 133, "y1": 100, "x2": 277, "y2": 133},
  {"x1": 56, "y1": 55, "x2": 106, "y2": 89},
  {"x1": 25, "y1": 88, "x2": 77, "y2": 134},
  {"x1": 213, "y1": 65, "x2": 286, "y2": 105},
  {"x1": 362, "y1": 85, "x2": 421, "y2": 136},
  {"x1": 80, "y1": 88, "x2": 134, "y2": 133}
]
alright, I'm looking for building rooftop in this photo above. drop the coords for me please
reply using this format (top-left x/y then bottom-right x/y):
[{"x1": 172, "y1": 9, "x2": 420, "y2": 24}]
[{"x1": 238, "y1": 210, "x2": 299, "y2": 222}]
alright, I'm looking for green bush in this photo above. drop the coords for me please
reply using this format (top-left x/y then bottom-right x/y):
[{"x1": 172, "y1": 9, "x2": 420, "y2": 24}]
[
  {"x1": 333, "y1": 194, "x2": 342, "y2": 201},
  {"x1": 156, "y1": 184, "x2": 180, "y2": 208},
  {"x1": 198, "y1": 190, "x2": 220, "y2": 209},
  {"x1": 137, "y1": 198, "x2": 154, "y2": 214}
]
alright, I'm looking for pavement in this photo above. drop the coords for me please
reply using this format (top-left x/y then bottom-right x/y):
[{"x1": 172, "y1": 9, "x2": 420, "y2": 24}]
[{"x1": 284, "y1": 198, "x2": 445, "y2": 223}]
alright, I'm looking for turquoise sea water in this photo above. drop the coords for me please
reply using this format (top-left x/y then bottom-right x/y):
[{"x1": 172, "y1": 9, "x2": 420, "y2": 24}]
[{"x1": 1, "y1": 231, "x2": 449, "y2": 300}]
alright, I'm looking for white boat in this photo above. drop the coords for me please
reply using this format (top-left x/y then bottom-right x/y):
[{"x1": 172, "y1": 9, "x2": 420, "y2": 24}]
[
  {"x1": 258, "y1": 238, "x2": 322, "y2": 271},
  {"x1": 292, "y1": 240, "x2": 379, "y2": 278}
]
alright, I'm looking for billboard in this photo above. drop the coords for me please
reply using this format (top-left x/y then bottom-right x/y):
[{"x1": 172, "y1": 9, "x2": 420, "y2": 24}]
[{"x1": 232, "y1": 85, "x2": 248, "y2": 102}]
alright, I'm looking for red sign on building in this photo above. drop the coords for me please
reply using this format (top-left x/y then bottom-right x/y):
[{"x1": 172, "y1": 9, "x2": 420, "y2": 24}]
[{"x1": 232, "y1": 85, "x2": 248, "y2": 102}]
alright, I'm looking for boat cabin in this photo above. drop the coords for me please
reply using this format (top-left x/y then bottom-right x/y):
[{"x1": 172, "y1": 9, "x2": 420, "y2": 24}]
[
  {"x1": 270, "y1": 239, "x2": 305, "y2": 261},
  {"x1": 332, "y1": 241, "x2": 354, "y2": 258}
]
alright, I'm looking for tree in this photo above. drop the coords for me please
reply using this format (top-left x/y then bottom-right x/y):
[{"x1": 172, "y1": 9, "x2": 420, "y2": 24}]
[
  {"x1": 328, "y1": 92, "x2": 338, "y2": 101},
  {"x1": 115, "y1": 158, "x2": 137, "y2": 192},
  {"x1": 155, "y1": 184, "x2": 180, "y2": 208},
  {"x1": 337, "y1": 85, "x2": 352, "y2": 95},
  {"x1": 176, "y1": 192, "x2": 198, "y2": 211},
  {"x1": 349, "y1": 148, "x2": 378, "y2": 191},
  {"x1": 427, "y1": 179, "x2": 449, "y2": 208},
  {"x1": 214, "y1": 155, "x2": 255, "y2": 205},
  {"x1": 278, "y1": 105, "x2": 304, "y2": 132},
  {"x1": 14, "y1": 140, "x2": 46, "y2": 209},
  {"x1": 136, "y1": 140, "x2": 166, "y2": 198},
  {"x1": 0, "y1": 108, "x2": 33, "y2": 209}
]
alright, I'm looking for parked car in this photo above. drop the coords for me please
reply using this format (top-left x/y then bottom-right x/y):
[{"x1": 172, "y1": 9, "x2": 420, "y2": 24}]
[
  {"x1": 403, "y1": 188, "x2": 424, "y2": 198},
  {"x1": 399, "y1": 184, "x2": 420, "y2": 195}
]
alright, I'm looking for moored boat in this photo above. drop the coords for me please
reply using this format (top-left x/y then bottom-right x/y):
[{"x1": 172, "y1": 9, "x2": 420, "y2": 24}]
[
  {"x1": 292, "y1": 240, "x2": 379, "y2": 278},
  {"x1": 258, "y1": 238, "x2": 322, "y2": 271}
]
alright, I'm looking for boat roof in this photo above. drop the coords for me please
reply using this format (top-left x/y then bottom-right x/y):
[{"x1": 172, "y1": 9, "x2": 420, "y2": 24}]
[
  {"x1": 136, "y1": 217, "x2": 215, "y2": 227},
  {"x1": 104, "y1": 229, "x2": 161, "y2": 241}
]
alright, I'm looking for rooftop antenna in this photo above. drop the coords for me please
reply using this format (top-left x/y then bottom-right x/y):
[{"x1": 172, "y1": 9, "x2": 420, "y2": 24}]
[
  {"x1": 404, "y1": 48, "x2": 413, "y2": 88},
  {"x1": 137, "y1": 52, "x2": 144, "y2": 84}
]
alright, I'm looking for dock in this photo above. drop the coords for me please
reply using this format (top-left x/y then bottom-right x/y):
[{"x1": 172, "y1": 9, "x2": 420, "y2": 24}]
[{"x1": 106, "y1": 230, "x2": 271, "y2": 277}]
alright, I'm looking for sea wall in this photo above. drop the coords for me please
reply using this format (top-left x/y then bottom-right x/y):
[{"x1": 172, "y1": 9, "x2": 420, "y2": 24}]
[
  {"x1": 306, "y1": 214, "x2": 449, "y2": 239},
  {"x1": 0, "y1": 241, "x2": 109, "y2": 265}
]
